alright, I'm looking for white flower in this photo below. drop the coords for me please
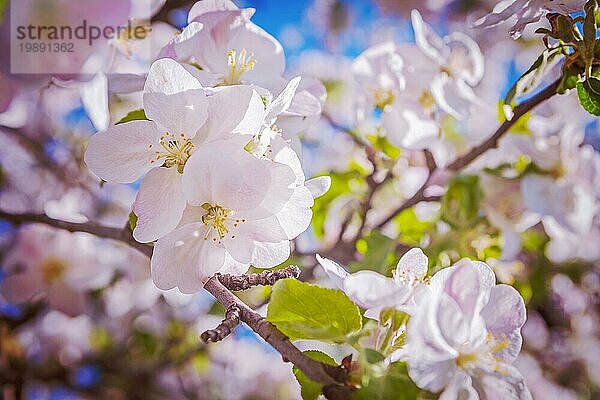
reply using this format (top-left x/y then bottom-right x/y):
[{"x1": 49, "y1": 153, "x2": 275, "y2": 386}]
[
  {"x1": 317, "y1": 248, "x2": 429, "y2": 319},
  {"x1": 85, "y1": 58, "x2": 265, "y2": 242},
  {"x1": 0, "y1": 225, "x2": 115, "y2": 316},
  {"x1": 405, "y1": 259, "x2": 531, "y2": 400},
  {"x1": 151, "y1": 141, "x2": 317, "y2": 293}
]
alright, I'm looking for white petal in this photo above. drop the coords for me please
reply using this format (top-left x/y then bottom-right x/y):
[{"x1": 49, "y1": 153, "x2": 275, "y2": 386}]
[
  {"x1": 133, "y1": 168, "x2": 187, "y2": 243},
  {"x1": 305, "y1": 176, "x2": 331, "y2": 199},
  {"x1": 187, "y1": 0, "x2": 239, "y2": 23},
  {"x1": 84, "y1": 120, "x2": 161, "y2": 183},
  {"x1": 395, "y1": 248, "x2": 428, "y2": 283},
  {"x1": 251, "y1": 240, "x2": 290, "y2": 268},
  {"x1": 411, "y1": 10, "x2": 448, "y2": 64},
  {"x1": 265, "y1": 76, "x2": 301, "y2": 123},
  {"x1": 343, "y1": 271, "x2": 410, "y2": 310},
  {"x1": 151, "y1": 223, "x2": 226, "y2": 292},
  {"x1": 80, "y1": 72, "x2": 109, "y2": 132},
  {"x1": 143, "y1": 59, "x2": 208, "y2": 135},
  {"x1": 316, "y1": 254, "x2": 349, "y2": 289},
  {"x1": 275, "y1": 186, "x2": 313, "y2": 239}
]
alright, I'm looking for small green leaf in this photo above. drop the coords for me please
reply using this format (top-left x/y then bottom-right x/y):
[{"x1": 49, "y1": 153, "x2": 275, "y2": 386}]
[
  {"x1": 116, "y1": 109, "x2": 148, "y2": 125},
  {"x1": 0, "y1": 0, "x2": 6, "y2": 24},
  {"x1": 557, "y1": 64, "x2": 581, "y2": 94},
  {"x1": 353, "y1": 362, "x2": 422, "y2": 400},
  {"x1": 350, "y1": 231, "x2": 396, "y2": 274},
  {"x1": 128, "y1": 211, "x2": 138, "y2": 231},
  {"x1": 266, "y1": 279, "x2": 362, "y2": 342},
  {"x1": 293, "y1": 351, "x2": 336, "y2": 400},
  {"x1": 441, "y1": 175, "x2": 483, "y2": 229},
  {"x1": 583, "y1": 0, "x2": 598, "y2": 63},
  {"x1": 577, "y1": 78, "x2": 600, "y2": 115}
]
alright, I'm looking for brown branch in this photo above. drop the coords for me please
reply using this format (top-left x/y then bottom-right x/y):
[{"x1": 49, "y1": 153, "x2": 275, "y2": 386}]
[
  {"x1": 372, "y1": 79, "x2": 560, "y2": 230},
  {"x1": 446, "y1": 79, "x2": 560, "y2": 171},
  {"x1": 200, "y1": 305, "x2": 241, "y2": 343},
  {"x1": 0, "y1": 210, "x2": 152, "y2": 257},
  {"x1": 0, "y1": 210, "x2": 352, "y2": 398},
  {"x1": 216, "y1": 266, "x2": 301, "y2": 291}
]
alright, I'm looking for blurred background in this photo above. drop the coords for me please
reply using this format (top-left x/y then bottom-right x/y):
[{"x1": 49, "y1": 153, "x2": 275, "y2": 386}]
[{"x1": 0, "y1": 0, "x2": 599, "y2": 399}]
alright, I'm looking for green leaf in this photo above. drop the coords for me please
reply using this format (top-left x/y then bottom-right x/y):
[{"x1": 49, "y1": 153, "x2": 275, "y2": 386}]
[
  {"x1": 583, "y1": 0, "x2": 598, "y2": 64},
  {"x1": 293, "y1": 351, "x2": 336, "y2": 400},
  {"x1": 116, "y1": 109, "x2": 148, "y2": 125},
  {"x1": 350, "y1": 231, "x2": 396, "y2": 274},
  {"x1": 441, "y1": 175, "x2": 483, "y2": 229},
  {"x1": 394, "y1": 208, "x2": 436, "y2": 246},
  {"x1": 577, "y1": 77, "x2": 600, "y2": 115},
  {"x1": 557, "y1": 64, "x2": 581, "y2": 94},
  {"x1": 266, "y1": 279, "x2": 362, "y2": 342},
  {"x1": 504, "y1": 48, "x2": 563, "y2": 105},
  {"x1": 128, "y1": 211, "x2": 138, "y2": 231},
  {"x1": 0, "y1": 0, "x2": 6, "y2": 24},
  {"x1": 354, "y1": 363, "x2": 422, "y2": 400}
]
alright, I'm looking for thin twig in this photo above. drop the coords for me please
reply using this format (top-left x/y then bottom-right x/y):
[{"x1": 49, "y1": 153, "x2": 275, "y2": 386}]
[
  {"x1": 372, "y1": 79, "x2": 560, "y2": 230},
  {"x1": 216, "y1": 266, "x2": 301, "y2": 291},
  {"x1": 200, "y1": 305, "x2": 241, "y2": 343}
]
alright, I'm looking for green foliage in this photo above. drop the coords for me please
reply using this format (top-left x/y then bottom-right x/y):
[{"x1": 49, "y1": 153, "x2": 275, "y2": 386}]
[
  {"x1": 0, "y1": 0, "x2": 6, "y2": 24},
  {"x1": 394, "y1": 208, "x2": 436, "y2": 246},
  {"x1": 354, "y1": 362, "x2": 423, "y2": 400},
  {"x1": 116, "y1": 109, "x2": 148, "y2": 125},
  {"x1": 311, "y1": 170, "x2": 364, "y2": 238},
  {"x1": 441, "y1": 175, "x2": 483, "y2": 229},
  {"x1": 128, "y1": 211, "x2": 138, "y2": 231},
  {"x1": 577, "y1": 76, "x2": 600, "y2": 115},
  {"x1": 351, "y1": 231, "x2": 397, "y2": 274},
  {"x1": 293, "y1": 351, "x2": 336, "y2": 400},
  {"x1": 266, "y1": 279, "x2": 362, "y2": 342}
]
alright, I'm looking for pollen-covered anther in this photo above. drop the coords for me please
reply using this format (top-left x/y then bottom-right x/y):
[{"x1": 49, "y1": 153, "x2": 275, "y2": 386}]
[
  {"x1": 151, "y1": 132, "x2": 195, "y2": 173},
  {"x1": 224, "y1": 48, "x2": 257, "y2": 85},
  {"x1": 201, "y1": 203, "x2": 246, "y2": 243}
]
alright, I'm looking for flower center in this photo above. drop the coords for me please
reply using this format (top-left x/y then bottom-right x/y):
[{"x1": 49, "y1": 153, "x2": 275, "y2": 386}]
[
  {"x1": 223, "y1": 49, "x2": 257, "y2": 85},
  {"x1": 150, "y1": 133, "x2": 195, "y2": 174},
  {"x1": 200, "y1": 202, "x2": 246, "y2": 244},
  {"x1": 41, "y1": 257, "x2": 68, "y2": 283},
  {"x1": 373, "y1": 89, "x2": 396, "y2": 110},
  {"x1": 418, "y1": 90, "x2": 436, "y2": 110}
]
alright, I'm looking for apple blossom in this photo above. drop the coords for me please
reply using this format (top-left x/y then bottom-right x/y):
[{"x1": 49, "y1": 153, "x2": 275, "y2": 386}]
[
  {"x1": 404, "y1": 259, "x2": 531, "y2": 399},
  {"x1": 317, "y1": 248, "x2": 429, "y2": 319}
]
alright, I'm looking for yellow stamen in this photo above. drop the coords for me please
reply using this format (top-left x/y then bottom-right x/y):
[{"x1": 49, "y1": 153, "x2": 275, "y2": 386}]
[
  {"x1": 151, "y1": 132, "x2": 195, "y2": 173},
  {"x1": 223, "y1": 49, "x2": 257, "y2": 85},
  {"x1": 41, "y1": 257, "x2": 68, "y2": 283}
]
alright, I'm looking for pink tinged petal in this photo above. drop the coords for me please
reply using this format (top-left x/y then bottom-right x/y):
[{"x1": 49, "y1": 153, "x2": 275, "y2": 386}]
[
  {"x1": 305, "y1": 176, "x2": 331, "y2": 199},
  {"x1": 235, "y1": 216, "x2": 287, "y2": 243},
  {"x1": 223, "y1": 232, "x2": 255, "y2": 264},
  {"x1": 430, "y1": 74, "x2": 477, "y2": 120},
  {"x1": 439, "y1": 372, "x2": 478, "y2": 400},
  {"x1": 84, "y1": 120, "x2": 161, "y2": 183},
  {"x1": 395, "y1": 248, "x2": 428, "y2": 283},
  {"x1": 343, "y1": 271, "x2": 410, "y2": 310},
  {"x1": 79, "y1": 72, "x2": 109, "y2": 132},
  {"x1": 436, "y1": 294, "x2": 471, "y2": 349},
  {"x1": 230, "y1": 22, "x2": 286, "y2": 83},
  {"x1": 157, "y1": 21, "x2": 204, "y2": 61},
  {"x1": 316, "y1": 255, "x2": 349, "y2": 289},
  {"x1": 46, "y1": 282, "x2": 87, "y2": 316},
  {"x1": 411, "y1": 10, "x2": 449, "y2": 64},
  {"x1": 444, "y1": 262, "x2": 481, "y2": 321},
  {"x1": 444, "y1": 32, "x2": 484, "y2": 85},
  {"x1": 218, "y1": 251, "x2": 250, "y2": 276},
  {"x1": 473, "y1": 365, "x2": 532, "y2": 400},
  {"x1": 482, "y1": 284, "x2": 526, "y2": 335},
  {"x1": 187, "y1": 0, "x2": 239, "y2": 23},
  {"x1": 408, "y1": 358, "x2": 457, "y2": 393},
  {"x1": 151, "y1": 223, "x2": 226, "y2": 292},
  {"x1": 265, "y1": 76, "x2": 301, "y2": 124},
  {"x1": 143, "y1": 59, "x2": 208, "y2": 136},
  {"x1": 201, "y1": 86, "x2": 265, "y2": 142},
  {"x1": 133, "y1": 168, "x2": 187, "y2": 243},
  {"x1": 275, "y1": 186, "x2": 313, "y2": 239},
  {"x1": 1, "y1": 273, "x2": 43, "y2": 303},
  {"x1": 251, "y1": 240, "x2": 290, "y2": 268},
  {"x1": 183, "y1": 145, "x2": 271, "y2": 211}
]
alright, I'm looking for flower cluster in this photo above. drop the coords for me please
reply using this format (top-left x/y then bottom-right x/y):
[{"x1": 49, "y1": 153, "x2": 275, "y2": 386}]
[{"x1": 84, "y1": 1, "x2": 330, "y2": 292}]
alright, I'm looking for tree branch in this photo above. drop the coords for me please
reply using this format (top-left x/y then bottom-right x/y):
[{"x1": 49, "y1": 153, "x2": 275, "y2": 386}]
[
  {"x1": 0, "y1": 210, "x2": 152, "y2": 257},
  {"x1": 373, "y1": 79, "x2": 560, "y2": 230},
  {"x1": 0, "y1": 210, "x2": 353, "y2": 398}
]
